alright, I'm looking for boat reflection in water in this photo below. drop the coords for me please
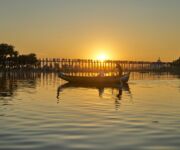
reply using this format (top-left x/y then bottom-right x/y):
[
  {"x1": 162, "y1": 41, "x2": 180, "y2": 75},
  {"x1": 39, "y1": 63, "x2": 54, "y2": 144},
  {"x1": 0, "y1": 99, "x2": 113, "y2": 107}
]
[{"x1": 57, "y1": 82, "x2": 132, "y2": 109}]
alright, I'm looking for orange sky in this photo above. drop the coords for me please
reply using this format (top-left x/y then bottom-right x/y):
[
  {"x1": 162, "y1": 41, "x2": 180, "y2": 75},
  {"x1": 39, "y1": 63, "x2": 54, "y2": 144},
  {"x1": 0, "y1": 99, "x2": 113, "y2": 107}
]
[{"x1": 0, "y1": 0, "x2": 180, "y2": 61}]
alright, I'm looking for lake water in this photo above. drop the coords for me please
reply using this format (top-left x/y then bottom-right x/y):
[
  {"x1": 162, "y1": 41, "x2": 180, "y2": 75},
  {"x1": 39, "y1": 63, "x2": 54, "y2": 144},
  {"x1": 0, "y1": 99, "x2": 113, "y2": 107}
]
[{"x1": 0, "y1": 72, "x2": 180, "y2": 150}]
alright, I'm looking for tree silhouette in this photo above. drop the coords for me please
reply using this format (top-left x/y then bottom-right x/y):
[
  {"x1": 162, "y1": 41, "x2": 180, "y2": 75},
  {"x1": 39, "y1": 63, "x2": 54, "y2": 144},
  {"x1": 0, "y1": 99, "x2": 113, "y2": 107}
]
[
  {"x1": 0, "y1": 43, "x2": 38, "y2": 70},
  {"x1": 0, "y1": 43, "x2": 15, "y2": 68},
  {"x1": 18, "y1": 53, "x2": 38, "y2": 68}
]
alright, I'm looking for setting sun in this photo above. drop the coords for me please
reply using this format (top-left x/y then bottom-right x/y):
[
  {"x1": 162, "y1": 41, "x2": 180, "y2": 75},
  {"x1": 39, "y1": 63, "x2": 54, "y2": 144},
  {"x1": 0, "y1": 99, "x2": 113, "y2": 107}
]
[{"x1": 96, "y1": 53, "x2": 109, "y2": 61}]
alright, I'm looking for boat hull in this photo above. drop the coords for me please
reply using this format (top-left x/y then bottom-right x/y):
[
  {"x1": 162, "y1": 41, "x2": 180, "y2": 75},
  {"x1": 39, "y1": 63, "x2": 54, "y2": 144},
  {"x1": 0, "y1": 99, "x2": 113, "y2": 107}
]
[{"x1": 58, "y1": 72, "x2": 130, "y2": 84}]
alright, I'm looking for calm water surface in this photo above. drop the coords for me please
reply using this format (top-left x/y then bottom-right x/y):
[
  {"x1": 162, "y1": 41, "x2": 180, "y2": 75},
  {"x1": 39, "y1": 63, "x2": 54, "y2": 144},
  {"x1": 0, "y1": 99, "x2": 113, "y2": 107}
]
[{"x1": 0, "y1": 72, "x2": 180, "y2": 150}]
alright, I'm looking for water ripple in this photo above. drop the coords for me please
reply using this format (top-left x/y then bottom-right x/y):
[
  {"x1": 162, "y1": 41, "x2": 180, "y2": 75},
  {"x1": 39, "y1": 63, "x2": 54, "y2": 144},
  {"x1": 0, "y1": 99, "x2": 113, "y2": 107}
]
[{"x1": 0, "y1": 73, "x2": 180, "y2": 150}]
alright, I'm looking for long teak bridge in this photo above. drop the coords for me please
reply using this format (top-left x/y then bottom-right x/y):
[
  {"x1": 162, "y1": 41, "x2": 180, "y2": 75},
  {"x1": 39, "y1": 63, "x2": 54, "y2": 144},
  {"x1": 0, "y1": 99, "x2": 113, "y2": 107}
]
[{"x1": 38, "y1": 58, "x2": 171, "y2": 72}]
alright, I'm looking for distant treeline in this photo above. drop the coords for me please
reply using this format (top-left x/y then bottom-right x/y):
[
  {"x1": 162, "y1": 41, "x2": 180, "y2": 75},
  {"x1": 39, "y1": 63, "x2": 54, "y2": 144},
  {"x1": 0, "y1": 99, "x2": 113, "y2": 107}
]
[{"x1": 0, "y1": 43, "x2": 38, "y2": 69}]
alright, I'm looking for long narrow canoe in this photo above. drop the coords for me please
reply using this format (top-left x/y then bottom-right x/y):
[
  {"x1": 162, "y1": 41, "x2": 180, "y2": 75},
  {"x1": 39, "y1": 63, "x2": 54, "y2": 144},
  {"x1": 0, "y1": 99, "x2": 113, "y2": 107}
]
[{"x1": 58, "y1": 72, "x2": 130, "y2": 84}]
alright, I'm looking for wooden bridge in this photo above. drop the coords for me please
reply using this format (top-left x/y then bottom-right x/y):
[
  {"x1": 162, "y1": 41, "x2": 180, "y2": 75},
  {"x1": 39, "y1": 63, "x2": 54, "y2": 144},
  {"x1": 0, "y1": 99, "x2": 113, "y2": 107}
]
[{"x1": 38, "y1": 58, "x2": 172, "y2": 72}]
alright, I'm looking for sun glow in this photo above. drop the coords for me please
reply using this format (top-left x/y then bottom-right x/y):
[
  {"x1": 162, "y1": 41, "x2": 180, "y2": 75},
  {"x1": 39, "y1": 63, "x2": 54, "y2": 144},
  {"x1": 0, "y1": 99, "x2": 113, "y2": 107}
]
[{"x1": 96, "y1": 53, "x2": 109, "y2": 61}]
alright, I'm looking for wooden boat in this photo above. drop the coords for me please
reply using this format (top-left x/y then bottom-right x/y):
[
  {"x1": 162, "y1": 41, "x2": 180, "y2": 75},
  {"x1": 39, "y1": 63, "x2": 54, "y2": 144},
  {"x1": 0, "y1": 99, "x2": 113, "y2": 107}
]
[{"x1": 58, "y1": 72, "x2": 130, "y2": 84}]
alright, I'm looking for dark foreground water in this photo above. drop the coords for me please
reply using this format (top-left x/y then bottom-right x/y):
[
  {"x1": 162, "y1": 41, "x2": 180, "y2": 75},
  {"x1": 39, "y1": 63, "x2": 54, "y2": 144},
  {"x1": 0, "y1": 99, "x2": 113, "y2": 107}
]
[{"x1": 0, "y1": 72, "x2": 180, "y2": 150}]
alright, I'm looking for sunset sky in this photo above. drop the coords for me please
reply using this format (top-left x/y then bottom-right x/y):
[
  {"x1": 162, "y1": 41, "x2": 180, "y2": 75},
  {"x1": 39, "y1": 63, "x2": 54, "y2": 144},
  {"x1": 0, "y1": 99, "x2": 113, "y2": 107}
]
[{"x1": 0, "y1": 0, "x2": 180, "y2": 61}]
